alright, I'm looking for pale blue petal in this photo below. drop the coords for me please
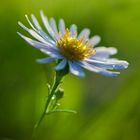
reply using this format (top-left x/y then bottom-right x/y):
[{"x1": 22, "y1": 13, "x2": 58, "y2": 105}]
[
  {"x1": 85, "y1": 58, "x2": 129, "y2": 70},
  {"x1": 25, "y1": 15, "x2": 37, "y2": 31},
  {"x1": 92, "y1": 47, "x2": 118, "y2": 58},
  {"x1": 55, "y1": 59, "x2": 67, "y2": 70},
  {"x1": 49, "y1": 18, "x2": 58, "y2": 34},
  {"x1": 25, "y1": 15, "x2": 56, "y2": 45},
  {"x1": 78, "y1": 28, "x2": 90, "y2": 42},
  {"x1": 40, "y1": 49, "x2": 64, "y2": 59},
  {"x1": 105, "y1": 59, "x2": 129, "y2": 69},
  {"x1": 40, "y1": 11, "x2": 56, "y2": 40},
  {"x1": 31, "y1": 14, "x2": 42, "y2": 30},
  {"x1": 99, "y1": 71, "x2": 120, "y2": 77},
  {"x1": 77, "y1": 61, "x2": 120, "y2": 77},
  {"x1": 70, "y1": 24, "x2": 77, "y2": 37},
  {"x1": 18, "y1": 32, "x2": 61, "y2": 59},
  {"x1": 17, "y1": 32, "x2": 58, "y2": 53},
  {"x1": 87, "y1": 35, "x2": 101, "y2": 47},
  {"x1": 59, "y1": 19, "x2": 65, "y2": 36},
  {"x1": 68, "y1": 61, "x2": 85, "y2": 77},
  {"x1": 36, "y1": 57, "x2": 55, "y2": 64},
  {"x1": 18, "y1": 21, "x2": 48, "y2": 44}
]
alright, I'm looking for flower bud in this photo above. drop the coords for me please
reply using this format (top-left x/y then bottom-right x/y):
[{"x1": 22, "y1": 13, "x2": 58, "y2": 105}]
[{"x1": 55, "y1": 88, "x2": 64, "y2": 100}]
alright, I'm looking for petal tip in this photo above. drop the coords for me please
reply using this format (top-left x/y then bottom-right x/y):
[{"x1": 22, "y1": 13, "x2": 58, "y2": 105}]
[{"x1": 101, "y1": 71, "x2": 120, "y2": 77}]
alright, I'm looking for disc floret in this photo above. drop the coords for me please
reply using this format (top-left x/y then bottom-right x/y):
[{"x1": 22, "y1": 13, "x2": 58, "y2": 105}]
[{"x1": 57, "y1": 29, "x2": 96, "y2": 60}]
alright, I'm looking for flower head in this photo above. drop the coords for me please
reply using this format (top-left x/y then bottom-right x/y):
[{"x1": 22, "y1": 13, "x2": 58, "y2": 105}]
[
  {"x1": 57, "y1": 29, "x2": 96, "y2": 60},
  {"x1": 18, "y1": 11, "x2": 129, "y2": 77}
]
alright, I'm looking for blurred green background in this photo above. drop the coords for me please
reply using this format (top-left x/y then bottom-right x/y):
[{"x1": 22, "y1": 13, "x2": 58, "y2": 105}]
[{"x1": 0, "y1": 0, "x2": 140, "y2": 140}]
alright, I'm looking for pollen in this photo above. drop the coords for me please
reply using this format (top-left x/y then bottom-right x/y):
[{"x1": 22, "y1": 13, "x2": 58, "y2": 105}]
[{"x1": 57, "y1": 29, "x2": 96, "y2": 60}]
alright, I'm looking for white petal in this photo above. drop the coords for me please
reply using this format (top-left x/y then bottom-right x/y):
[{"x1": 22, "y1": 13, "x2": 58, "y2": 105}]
[
  {"x1": 36, "y1": 57, "x2": 55, "y2": 64},
  {"x1": 93, "y1": 47, "x2": 118, "y2": 58},
  {"x1": 31, "y1": 14, "x2": 42, "y2": 30},
  {"x1": 40, "y1": 49, "x2": 63, "y2": 59},
  {"x1": 68, "y1": 61, "x2": 85, "y2": 77},
  {"x1": 59, "y1": 19, "x2": 65, "y2": 36},
  {"x1": 70, "y1": 24, "x2": 77, "y2": 37},
  {"x1": 24, "y1": 15, "x2": 55, "y2": 45},
  {"x1": 18, "y1": 21, "x2": 49, "y2": 44},
  {"x1": 40, "y1": 10, "x2": 56, "y2": 39},
  {"x1": 49, "y1": 18, "x2": 58, "y2": 34},
  {"x1": 87, "y1": 35, "x2": 101, "y2": 47},
  {"x1": 25, "y1": 15, "x2": 36, "y2": 31},
  {"x1": 55, "y1": 59, "x2": 67, "y2": 70},
  {"x1": 17, "y1": 32, "x2": 58, "y2": 53},
  {"x1": 99, "y1": 71, "x2": 120, "y2": 77},
  {"x1": 85, "y1": 58, "x2": 129, "y2": 70},
  {"x1": 78, "y1": 61, "x2": 120, "y2": 77},
  {"x1": 78, "y1": 28, "x2": 90, "y2": 41}
]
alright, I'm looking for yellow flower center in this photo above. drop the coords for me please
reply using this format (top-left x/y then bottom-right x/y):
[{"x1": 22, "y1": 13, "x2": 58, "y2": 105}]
[{"x1": 57, "y1": 29, "x2": 96, "y2": 60}]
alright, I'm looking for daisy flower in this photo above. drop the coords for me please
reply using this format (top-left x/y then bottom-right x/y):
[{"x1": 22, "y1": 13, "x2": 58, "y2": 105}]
[{"x1": 18, "y1": 11, "x2": 129, "y2": 77}]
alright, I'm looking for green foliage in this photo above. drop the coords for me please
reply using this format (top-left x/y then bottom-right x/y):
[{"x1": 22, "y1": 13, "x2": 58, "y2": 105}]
[{"x1": 0, "y1": 0, "x2": 140, "y2": 140}]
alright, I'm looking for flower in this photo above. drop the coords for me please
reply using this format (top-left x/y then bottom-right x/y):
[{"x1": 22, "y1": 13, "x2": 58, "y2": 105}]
[{"x1": 18, "y1": 11, "x2": 129, "y2": 77}]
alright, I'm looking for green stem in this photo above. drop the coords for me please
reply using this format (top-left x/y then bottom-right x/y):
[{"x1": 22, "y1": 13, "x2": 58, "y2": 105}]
[
  {"x1": 34, "y1": 69, "x2": 68, "y2": 130},
  {"x1": 32, "y1": 66, "x2": 69, "y2": 140},
  {"x1": 34, "y1": 73, "x2": 62, "y2": 129}
]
